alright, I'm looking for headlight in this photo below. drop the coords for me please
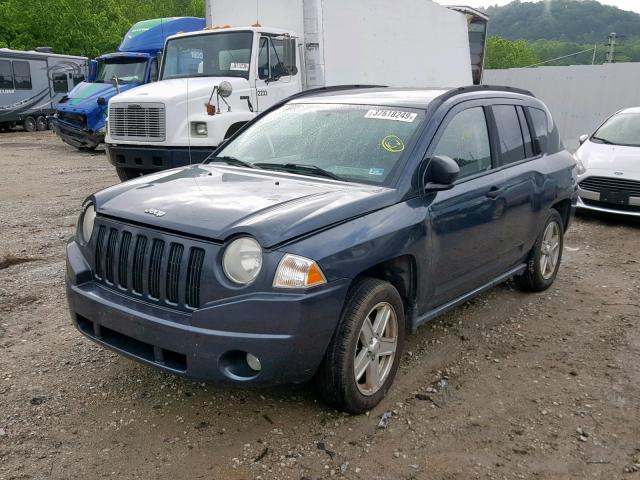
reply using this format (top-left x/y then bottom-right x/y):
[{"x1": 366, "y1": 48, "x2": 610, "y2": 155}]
[
  {"x1": 222, "y1": 237, "x2": 262, "y2": 285},
  {"x1": 273, "y1": 254, "x2": 327, "y2": 289},
  {"x1": 80, "y1": 203, "x2": 96, "y2": 243},
  {"x1": 574, "y1": 154, "x2": 587, "y2": 175},
  {"x1": 191, "y1": 121, "x2": 208, "y2": 136}
]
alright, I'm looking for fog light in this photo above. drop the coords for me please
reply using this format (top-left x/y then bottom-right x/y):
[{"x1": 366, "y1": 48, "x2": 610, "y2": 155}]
[{"x1": 246, "y1": 353, "x2": 262, "y2": 372}]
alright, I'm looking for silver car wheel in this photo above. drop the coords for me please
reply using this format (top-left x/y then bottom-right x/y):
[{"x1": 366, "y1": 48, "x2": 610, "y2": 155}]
[
  {"x1": 354, "y1": 302, "x2": 398, "y2": 396},
  {"x1": 540, "y1": 221, "x2": 561, "y2": 280}
]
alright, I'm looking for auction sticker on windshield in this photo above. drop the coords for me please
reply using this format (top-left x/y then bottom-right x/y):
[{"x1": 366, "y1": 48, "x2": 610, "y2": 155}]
[{"x1": 365, "y1": 109, "x2": 417, "y2": 122}]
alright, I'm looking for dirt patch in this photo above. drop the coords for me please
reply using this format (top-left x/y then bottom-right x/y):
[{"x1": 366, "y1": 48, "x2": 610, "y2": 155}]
[
  {"x1": 0, "y1": 132, "x2": 639, "y2": 480},
  {"x1": 0, "y1": 254, "x2": 36, "y2": 270}
]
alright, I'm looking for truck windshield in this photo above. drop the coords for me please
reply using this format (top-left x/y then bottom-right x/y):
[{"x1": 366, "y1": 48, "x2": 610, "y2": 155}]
[
  {"x1": 96, "y1": 58, "x2": 147, "y2": 84},
  {"x1": 161, "y1": 32, "x2": 253, "y2": 80},
  {"x1": 591, "y1": 112, "x2": 640, "y2": 147},
  {"x1": 210, "y1": 103, "x2": 426, "y2": 185}
]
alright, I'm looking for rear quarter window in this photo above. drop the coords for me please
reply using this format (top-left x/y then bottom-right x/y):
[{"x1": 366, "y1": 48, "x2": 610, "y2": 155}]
[{"x1": 529, "y1": 106, "x2": 562, "y2": 153}]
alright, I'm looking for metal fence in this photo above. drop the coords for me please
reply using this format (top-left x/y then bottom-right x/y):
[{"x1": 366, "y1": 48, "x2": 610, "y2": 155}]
[{"x1": 484, "y1": 63, "x2": 640, "y2": 150}]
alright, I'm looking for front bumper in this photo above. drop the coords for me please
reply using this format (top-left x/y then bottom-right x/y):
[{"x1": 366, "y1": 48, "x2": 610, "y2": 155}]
[
  {"x1": 66, "y1": 240, "x2": 350, "y2": 385},
  {"x1": 52, "y1": 118, "x2": 103, "y2": 148},
  {"x1": 577, "y1": 196, "x2": 640, "y2": 217},
  {"x1": 106, "y1": 144, "x2": 215, "y2": 172}
]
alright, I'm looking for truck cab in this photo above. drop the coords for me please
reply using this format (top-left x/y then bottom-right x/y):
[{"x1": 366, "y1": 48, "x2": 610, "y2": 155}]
[
  {"x1": 106, "y1": 26, "x2": 299, "y2": 181},
  {"x1": 53, "y1": 17, "x2": 205, "y2": 150}
]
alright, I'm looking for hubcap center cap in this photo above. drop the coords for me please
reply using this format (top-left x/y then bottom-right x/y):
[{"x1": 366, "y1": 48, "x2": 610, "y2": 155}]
[{"x1": 369, "y1": 337, "x2": 380, "y2": 356}]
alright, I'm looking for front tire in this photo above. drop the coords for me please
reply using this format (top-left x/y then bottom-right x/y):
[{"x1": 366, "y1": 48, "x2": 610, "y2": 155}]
[
  {"x1": 115, "y1": 166, "x2": 143, "y2": 182},
  {"x1": 516, "y1": 209, "x2": 564, "y2": 292},
  {"x1": 315, "y1": 278, "x2": 405, "y2": 414}
]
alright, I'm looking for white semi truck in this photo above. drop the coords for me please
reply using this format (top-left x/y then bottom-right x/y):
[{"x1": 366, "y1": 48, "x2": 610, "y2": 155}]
[{"x1": 105, "y1": 0, "x2": 486, "y2": 181}]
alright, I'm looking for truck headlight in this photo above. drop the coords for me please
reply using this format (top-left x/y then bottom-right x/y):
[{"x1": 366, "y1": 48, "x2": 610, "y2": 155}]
[
  {"x1": 222, "y1": 237, "x2": 262, "y2": 285},
  {"x1": 80, "y1": 203, "x2": 96, "y2": 243},
  {"x1": 191, "y1": 122, "x2": 208, "y2": 136},
  {"x1": 273, "y1": 254, "x2": 326, "y2": 289}
]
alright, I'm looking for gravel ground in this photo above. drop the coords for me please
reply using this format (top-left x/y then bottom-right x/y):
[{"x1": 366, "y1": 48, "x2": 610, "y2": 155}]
[{"x1": 1, "y1": 130, "x2": 639, "y2": 480}]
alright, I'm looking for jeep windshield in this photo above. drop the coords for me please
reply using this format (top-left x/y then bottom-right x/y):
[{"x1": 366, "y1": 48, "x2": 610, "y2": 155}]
[
  {"x1": 161, "y1": 31, "x2": 253, "y2": 80},
  {"x1": 209, "y1": 103, "x2": 426, "y2": 185},
  {"x1": 95, "y1": 58, "x2": 147, "y2": 84},
  {"x1": 591, "y1": 112, "x2": 640, "y2": 147}
]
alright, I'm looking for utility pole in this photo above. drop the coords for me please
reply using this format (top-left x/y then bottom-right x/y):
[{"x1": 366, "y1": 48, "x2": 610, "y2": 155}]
[{"x1": 606, "y1": 33, "x2": 617, "y2": 63}]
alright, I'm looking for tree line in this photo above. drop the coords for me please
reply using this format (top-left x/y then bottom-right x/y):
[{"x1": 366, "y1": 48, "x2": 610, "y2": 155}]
[{"x1": 0, "y1": 0, "x2": 204, "y2": 58}]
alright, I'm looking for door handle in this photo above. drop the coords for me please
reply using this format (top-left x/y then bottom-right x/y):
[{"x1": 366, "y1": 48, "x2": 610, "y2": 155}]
[{"x1": 486, "y1": 186, "x2": 504, "y2": 199}]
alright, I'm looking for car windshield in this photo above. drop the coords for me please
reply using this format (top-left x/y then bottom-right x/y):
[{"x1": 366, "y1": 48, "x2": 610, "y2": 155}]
[
  {"x1": 95, "y1": 58, "x2": 147, "y2": 84},
  {"x1": 161, "y1": 32, "x2": 253, "y2": 80},
  {"x1": 209, "y1": 103, "x2": 426, "y2": 185},
  {"x1": 591, "y1": 112, "x2": 640, "y2": 147}
]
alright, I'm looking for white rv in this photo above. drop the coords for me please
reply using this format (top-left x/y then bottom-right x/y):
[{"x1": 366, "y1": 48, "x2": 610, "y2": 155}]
[{"x1": 105, "y1": 0, "x2": 482, "y2": 181}]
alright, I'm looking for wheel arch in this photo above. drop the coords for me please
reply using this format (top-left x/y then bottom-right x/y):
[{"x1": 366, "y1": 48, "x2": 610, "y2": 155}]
[
  {"x1": 351, "y1": 255, "x2": 418, "y2": 335},
  {"x1": 224, "y1": 121, "x2": 248, "y2": 139},
  {"x1": 551, "y1": 198, "x2": 572, "y2": 232}
]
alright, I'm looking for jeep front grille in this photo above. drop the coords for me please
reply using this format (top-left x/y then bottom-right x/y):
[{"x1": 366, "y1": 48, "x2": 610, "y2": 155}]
[
  {"x1": 109, "y1": 102, "x2": 166, "y2": 142},
  {"x1": 94, "y1": 225, "x2": 204, "y2": 310}
]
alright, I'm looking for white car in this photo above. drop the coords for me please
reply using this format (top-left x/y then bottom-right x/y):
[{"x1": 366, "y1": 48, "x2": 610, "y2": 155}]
[{"x1": 574, "y1": 107, "x2": 640, "y2": 217}]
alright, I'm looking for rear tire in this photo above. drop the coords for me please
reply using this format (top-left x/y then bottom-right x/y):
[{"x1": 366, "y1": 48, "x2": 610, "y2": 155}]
[
  {"x1": 36, "y1": 116, "x2": 47, "y2": 131},
  {"x1": 23, "y1": 116, "x2": 37, "y2": 132},
  {"x1": 115, "y1": 166, "x2": 143, "y2": 182},
  {"x1": 315, "y1": 278, "x2": 405, "y2": 414},
  {"x1": 515, "y1": 209, "x2": 564, "y2": 292}
]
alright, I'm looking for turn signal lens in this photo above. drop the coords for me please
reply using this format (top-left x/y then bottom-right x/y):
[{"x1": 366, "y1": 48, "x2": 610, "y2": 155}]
[{"x1": 273, "y1": 254, "x2": 327, "y2": 289}]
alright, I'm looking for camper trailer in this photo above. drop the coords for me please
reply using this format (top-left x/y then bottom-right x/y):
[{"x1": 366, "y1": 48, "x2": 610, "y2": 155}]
[{"x1": 0, "y1": 48, "x2": 88, "y2": 132}]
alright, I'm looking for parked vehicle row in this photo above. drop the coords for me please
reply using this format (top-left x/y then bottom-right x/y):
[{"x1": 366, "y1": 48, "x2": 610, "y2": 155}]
[
  {"x1": 52, "y1": 17, "x2": 205, "y2": 150},
  {"x1": 66, "y1": 85, "x2": 578, "y2": 412}
]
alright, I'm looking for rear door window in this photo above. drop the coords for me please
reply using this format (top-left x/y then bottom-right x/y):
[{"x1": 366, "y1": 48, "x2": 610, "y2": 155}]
[
  {"x1": 0, "y1": 60, "x2": 14, "y2": 89},
  {"x1": 12, "y1": 61, "x2": 32, "y2": 90},
  {"x1": 432, "y1": 107, "x2": 492, "y2": 179},
  {"x1": 529, "y1": 107, "x2": 549, "y2": 153},
  {"x1": 492, "y1": 105, "x2": 526, "y2": 165}
]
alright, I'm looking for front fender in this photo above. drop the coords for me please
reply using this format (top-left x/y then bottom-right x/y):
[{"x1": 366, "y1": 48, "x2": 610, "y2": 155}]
[{"x1": 278, "y1": 198, "x2": 429, "y2": 284}]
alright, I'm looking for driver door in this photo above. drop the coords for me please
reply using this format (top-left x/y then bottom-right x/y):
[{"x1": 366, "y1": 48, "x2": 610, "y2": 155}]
[{"x1": 255, "y1": 36, "x2": 298, "y2": 112}]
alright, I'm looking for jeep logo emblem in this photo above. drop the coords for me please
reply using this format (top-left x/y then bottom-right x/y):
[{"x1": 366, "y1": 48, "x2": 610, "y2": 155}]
[{"x1": 144, "y1": 208, "x2": 166, "y2": 217}]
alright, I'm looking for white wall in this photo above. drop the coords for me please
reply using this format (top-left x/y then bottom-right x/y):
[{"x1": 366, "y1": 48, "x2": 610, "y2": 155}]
[{"x1": 484, "y1": 63, "x2": 640, "y2": 150}]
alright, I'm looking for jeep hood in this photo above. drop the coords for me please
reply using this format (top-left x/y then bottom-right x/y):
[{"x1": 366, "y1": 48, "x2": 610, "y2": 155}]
[{"x1": 93, "y1": 165, "x2": 397, "y2": 248}]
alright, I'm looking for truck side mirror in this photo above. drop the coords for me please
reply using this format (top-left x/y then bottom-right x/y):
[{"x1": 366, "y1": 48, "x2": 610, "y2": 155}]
[
  {"x1": 578, "y1": 134, "x2": 589, "y2": 145},
  {"x1": 424, "y1": 155, "x2": 459, "y2": 192}
]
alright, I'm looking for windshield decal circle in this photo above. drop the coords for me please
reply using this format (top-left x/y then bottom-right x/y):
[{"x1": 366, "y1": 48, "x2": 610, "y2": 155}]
[{"x1": 381, "y1": 135, "x2": 405, "y2": 153}]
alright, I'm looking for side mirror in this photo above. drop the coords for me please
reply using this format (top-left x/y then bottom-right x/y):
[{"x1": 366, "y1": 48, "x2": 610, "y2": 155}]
[
  {"x1": 424, "y1": 155, "x2": 459, "y2": 191},
  {"x1": 578, "y1": 134, "x2": 589, "y2": 145}
]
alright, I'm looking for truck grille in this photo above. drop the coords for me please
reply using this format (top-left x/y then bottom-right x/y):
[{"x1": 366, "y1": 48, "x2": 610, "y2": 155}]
[
  {"x1": 58, "y1": 112, "x2": 86, "y2": 128},
  {"x1": 109, "y1": 102, "x2": 166, "y2": 142},
  {"x1": 579, "y1": 176, "x2": 640, "y2": 197},
  {"x1": 94, "y1": 225, "x2": 205, "y2": 309}
]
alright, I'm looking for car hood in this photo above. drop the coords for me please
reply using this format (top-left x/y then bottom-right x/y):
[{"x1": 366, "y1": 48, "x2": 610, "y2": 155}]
[
  {"x1": 59, "y1": 81, "x2": 140, "y2": 113},
  {"x1": 577, "y1": 140, "x2": 640, "y2": 176},
  {"x1": 93, "y1": 165, "x2": 396, "y2": 248}
]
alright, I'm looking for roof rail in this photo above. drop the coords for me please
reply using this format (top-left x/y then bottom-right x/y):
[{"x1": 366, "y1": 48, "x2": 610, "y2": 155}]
[
  {"x1": 281, "y1": 84, "x2": 387, "y2": 103},
  {"x1": 428, "y1": 84, "x2": 536, "y2": 111}
]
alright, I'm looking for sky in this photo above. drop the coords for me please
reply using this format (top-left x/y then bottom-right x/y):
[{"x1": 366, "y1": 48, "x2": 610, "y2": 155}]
[{"x1": 447, "y1": 0, "x2": 640, "y2": 14}]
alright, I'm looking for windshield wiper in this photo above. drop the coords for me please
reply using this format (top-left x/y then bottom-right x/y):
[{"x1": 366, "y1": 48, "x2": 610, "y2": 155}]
[
  {"x1": 254, "y1": 162, "x2": 343, "y2": 181},
  {"x1": 591, "y1": 136, "x2": 615, "y2": 145},
  {"x1": 207, "y1": 155, "x2": 258, "y2": 169}
]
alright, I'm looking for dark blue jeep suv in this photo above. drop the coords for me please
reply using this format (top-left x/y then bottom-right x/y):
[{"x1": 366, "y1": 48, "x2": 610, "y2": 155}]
[{"x1": 66, "y1": 86, "x2": 577, "y2": 413}]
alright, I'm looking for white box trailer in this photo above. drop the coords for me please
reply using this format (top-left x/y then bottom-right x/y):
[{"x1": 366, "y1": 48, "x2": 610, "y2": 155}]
[{"x1": 106, "y1": 0, "x2": 474, "y2": 181}]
